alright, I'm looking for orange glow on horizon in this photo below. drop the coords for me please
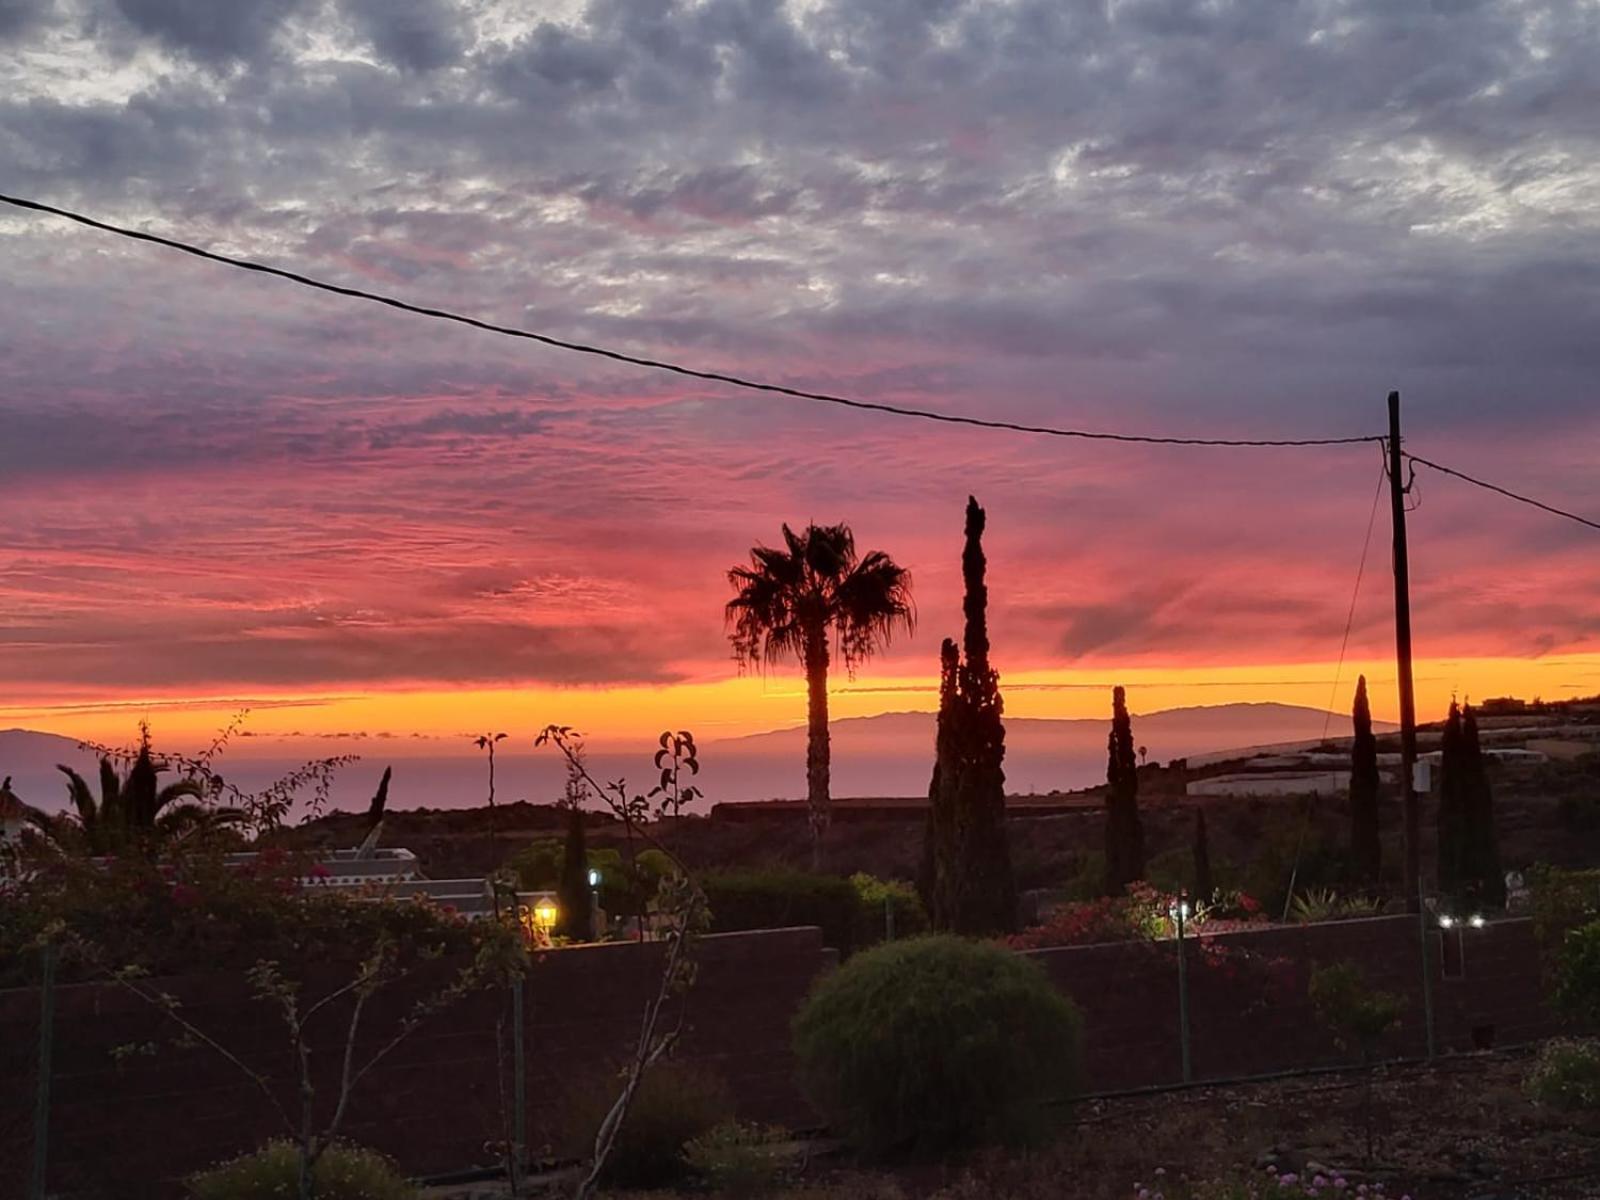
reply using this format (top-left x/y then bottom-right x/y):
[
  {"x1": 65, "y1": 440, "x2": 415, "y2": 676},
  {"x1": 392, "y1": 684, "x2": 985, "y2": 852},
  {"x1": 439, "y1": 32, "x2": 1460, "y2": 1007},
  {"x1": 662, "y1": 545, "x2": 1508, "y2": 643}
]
[{"x1": 5, "y1": 653, "x2": 1597, "y2": 755}]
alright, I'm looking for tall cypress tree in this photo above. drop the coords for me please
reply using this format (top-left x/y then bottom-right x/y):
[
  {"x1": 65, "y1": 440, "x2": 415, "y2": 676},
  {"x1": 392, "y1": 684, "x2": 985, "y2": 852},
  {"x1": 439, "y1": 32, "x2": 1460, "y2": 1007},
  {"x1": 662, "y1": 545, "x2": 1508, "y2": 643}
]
[
  {"x1": 1192, "y1": 808, "x2": 1214, "y2": 906},
  {"x1": 1104, "y1": 686, "x2": 1145, "y2": 895},
  {"x1": 919, "y1": 496, "x2": 1016, "y2": 935},
  {"x1": 557, "y1": 759, "x2": 594, "y2": 940},
  {"x1": 1459, "y1": 704, "x2": 1505, "y2": 910},
  {"x1": 1348, "y1": 674, "x2": 1382, "y2": 889},
  {"x1": 1436, "y1": 699, "x2": 1467, "y2": 903}
]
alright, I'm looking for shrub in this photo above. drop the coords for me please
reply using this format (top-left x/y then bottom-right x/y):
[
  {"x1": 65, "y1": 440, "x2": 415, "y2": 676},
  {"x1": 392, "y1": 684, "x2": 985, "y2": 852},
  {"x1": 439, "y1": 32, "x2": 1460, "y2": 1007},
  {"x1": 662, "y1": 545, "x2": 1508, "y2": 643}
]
[
  {"x1": 684, "y1": 1121, "x2": 787, "y2": 1197},
  {"x1": 188, "y1": 1141, "x2": 415, "y2": 1200},
  {"x1": 1308, "y1": 961, "x2": 1403, "y2": 1059},
  {"x1": 1006, "y1": 896, "x2": 1139, "y2": 949},
  {"x1": 507, "y1": 838, "x2": 565, "y2": 889},
  {"x1": 1526, "y1": 1038, "x2": 1600, "y2": 1111},
  {"x1": 1529, "y1": 866, "x2": 1600, "y2": 950},
  {"x1": 561, "y1": 1059, "x2": 734, "y2": 1188},
  {"x1": 1554, "y1": 919, "x2": 1600, "y2": 1024},
  {"x1": 850, "y1": 873, "x2": 928, "y2": 946},
  {"x1": 793, "y1": 936, "x2": 1082, "y2": 1155},
  {"x1": 702, "y1": 869, "x2": 864, "y2": 952},
  {"x1": 1, "y1": 845, "x2": 483, "y2": 987}
]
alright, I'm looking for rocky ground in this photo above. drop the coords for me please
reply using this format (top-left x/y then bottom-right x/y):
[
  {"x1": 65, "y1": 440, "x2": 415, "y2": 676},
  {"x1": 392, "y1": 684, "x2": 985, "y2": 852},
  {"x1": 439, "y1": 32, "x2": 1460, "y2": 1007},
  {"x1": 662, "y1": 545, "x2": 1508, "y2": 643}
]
[{"x1": 423, "y1": 1051, "x2": 1600, "y2": 1200}]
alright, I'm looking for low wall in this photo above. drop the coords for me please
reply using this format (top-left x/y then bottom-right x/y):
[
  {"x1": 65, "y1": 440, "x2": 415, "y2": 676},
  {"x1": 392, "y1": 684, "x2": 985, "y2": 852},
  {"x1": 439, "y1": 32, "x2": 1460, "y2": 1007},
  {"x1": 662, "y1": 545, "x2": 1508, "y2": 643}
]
[
  {"x1": 0, "y1": 927, "x2": 835, "y2": 1200},
  {"x1": 0, "y1": 917, "x2": 1562, "y2": 1197},
  {"x1": 1026, "y1": 915, "x2": 1558, "y2": 1093}
]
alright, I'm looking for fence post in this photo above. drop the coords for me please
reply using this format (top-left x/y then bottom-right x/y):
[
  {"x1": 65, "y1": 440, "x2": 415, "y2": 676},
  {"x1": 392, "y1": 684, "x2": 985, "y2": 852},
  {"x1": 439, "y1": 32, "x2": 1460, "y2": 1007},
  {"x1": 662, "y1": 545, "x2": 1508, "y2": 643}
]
[
  {"x1": 29, "y1": 942, "x2": 56, "y2": 1200},
  {"x1": 1174, "y1": 900, "x2": 1192, "y2": 1084},
  {"x1": 1418, "y1": 904, "x2": 1437, "y2": 1060},
  {"x1": 512, "y1": 976, "x2": 527, "y2": 1182}
]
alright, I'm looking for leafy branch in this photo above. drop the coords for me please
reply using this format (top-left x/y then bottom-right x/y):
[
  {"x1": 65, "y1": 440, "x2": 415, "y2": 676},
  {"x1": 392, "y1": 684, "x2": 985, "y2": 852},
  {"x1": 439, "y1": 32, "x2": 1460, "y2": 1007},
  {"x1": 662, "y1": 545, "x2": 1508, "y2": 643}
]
[{"x1": 535, "y1": 725, "x2": 709, "y2": 1199}]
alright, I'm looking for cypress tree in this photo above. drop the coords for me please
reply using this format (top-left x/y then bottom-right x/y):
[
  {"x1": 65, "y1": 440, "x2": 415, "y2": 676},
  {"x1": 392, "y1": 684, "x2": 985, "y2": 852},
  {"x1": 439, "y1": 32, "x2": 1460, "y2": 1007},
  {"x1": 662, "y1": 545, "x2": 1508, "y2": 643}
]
[
  {"x1": 1348, "y1": 674, "x2": 1382, "y2": 889},
  {"x1": 1459, "y1": 704, "x2": 1505, "y2": 910},
  {"x1": 1104, "y1": 686, "x2": 1145, "y2": 895},
  {"x1": 1192, "y1": 808, "x2": 1214, "y2": 906},
  {"x1": 557, "y1": 761, "x2": 594, "y2": 941},
  {"x1": 1436, "y1": 699, "x2": 1466, "y2": 904},
  {"x1": 919, "y1": 496, "x2": 1016, "y2": 935}
]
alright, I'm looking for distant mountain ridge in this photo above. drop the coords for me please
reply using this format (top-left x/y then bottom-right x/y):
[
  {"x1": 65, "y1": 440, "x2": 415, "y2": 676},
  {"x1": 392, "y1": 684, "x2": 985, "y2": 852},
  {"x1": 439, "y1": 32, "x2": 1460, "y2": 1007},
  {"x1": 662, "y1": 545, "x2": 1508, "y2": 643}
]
[
  {"x1": 712, "y1": 702, "x2": 1392, "y2": 753},
  {"x1": 1, "y1": 702, "x2": 1397, "y2": 814}
]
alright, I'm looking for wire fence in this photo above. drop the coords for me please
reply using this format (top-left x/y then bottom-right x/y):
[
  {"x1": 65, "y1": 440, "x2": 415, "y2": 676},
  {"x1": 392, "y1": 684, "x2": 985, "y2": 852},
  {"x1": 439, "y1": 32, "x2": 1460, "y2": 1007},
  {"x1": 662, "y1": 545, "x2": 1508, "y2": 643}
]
[
  {"x1": 0, "y1": 945, "x2": 47, "y2": 1200},
  {"x1": 0, "y1": 913, "x2": 1572, "y2": 1198}
]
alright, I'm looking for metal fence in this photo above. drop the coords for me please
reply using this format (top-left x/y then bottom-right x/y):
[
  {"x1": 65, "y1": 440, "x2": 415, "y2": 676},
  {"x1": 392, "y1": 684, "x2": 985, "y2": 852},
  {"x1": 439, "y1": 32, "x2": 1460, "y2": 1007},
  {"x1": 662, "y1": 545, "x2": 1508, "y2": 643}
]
[{"x1": 0, "y1": 915, "x2": 1570, "y2": 1198}]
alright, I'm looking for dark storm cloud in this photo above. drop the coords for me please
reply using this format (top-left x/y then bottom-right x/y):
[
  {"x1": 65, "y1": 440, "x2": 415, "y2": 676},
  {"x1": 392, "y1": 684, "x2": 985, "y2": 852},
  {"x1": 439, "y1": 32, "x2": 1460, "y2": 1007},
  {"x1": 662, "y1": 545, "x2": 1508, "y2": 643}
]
[
  {"x1": 113, "y1": 0, "x2": 305, "y2": 64},
  {"x1": 0, "y1": 0, "x2": 51, "y2": 39},
  {"x1": 343, "y1": 0, "x2": 465, "y2": 72}
]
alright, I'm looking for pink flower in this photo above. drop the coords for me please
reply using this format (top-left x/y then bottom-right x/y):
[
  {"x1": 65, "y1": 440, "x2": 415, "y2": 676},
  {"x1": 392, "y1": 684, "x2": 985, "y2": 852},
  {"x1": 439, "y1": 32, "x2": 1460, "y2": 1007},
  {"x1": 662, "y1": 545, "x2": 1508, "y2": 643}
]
[{"x1": 308, "y1": 863, "x2": 331, "y2": 880}]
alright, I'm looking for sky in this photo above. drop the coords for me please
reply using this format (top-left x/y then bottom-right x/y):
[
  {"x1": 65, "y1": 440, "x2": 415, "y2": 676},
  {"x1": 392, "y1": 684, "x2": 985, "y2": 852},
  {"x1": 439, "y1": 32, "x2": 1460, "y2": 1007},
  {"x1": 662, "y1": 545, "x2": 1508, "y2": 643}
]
[{"x1": 2, "y1": 0, "x2": 1599, "y2": 764}]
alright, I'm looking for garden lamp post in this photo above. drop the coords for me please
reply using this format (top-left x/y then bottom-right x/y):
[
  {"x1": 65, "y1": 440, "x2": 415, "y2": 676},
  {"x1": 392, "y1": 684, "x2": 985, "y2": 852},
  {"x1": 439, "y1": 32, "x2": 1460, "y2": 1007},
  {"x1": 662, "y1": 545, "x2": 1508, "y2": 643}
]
[{"x1": 588, "y1": 867, "x2": 603, "y2": 938}]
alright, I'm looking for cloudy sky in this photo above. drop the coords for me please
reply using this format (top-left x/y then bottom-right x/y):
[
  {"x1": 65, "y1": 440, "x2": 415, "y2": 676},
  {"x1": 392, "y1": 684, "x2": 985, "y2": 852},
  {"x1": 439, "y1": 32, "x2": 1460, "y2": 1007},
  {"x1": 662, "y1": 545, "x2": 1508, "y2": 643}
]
[{"x1": 2, "y1": 0, "x2": 1599, "y2": 755}]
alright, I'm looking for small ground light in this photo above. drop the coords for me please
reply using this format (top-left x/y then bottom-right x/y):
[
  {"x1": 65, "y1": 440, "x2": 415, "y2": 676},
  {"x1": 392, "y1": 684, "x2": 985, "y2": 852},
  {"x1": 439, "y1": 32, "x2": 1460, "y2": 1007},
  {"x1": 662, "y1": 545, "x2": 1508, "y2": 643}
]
[
  {"x1": 587, "y1": 867, "x2": 602, "y2": 888},
  {"x1": 1438, "y1": 914, "x2": 1455, "y2": 928},
  {"x1": 1469, "y1": 914, "x2": 1486, "y2": 928}
]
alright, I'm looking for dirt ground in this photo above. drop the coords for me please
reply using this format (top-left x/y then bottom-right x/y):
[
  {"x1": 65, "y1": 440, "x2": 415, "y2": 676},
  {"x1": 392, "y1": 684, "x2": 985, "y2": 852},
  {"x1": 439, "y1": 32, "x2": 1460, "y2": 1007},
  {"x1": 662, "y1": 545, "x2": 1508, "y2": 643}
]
[{"x1": 422, "y1": 1050, "x2": 1600, "y2": 1200}]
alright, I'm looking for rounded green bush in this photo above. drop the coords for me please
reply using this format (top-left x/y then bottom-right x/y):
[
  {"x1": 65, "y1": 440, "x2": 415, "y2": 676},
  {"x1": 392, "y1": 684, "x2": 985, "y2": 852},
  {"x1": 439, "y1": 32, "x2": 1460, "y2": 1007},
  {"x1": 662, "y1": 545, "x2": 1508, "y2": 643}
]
[
  {"x1": 792, "y1": 935, "x2": 1082, "y2": 1155},
  {"x1": 188, "y1": 1141, "x2": 415, "y2": 1200}
]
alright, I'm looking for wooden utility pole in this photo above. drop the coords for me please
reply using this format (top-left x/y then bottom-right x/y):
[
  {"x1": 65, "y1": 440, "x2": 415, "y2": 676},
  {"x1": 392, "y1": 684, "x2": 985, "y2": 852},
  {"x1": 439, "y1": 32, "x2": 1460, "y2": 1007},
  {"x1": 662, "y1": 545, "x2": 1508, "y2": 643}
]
[{"x1": 1387, "y1": 391, "x2": 1421, "y2": 913}]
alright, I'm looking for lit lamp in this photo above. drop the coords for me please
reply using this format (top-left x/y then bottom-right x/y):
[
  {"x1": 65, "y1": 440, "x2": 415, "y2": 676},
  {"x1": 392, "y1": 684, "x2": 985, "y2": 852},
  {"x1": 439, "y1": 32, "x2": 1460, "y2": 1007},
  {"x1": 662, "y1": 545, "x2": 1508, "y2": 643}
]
[
  {"x1": 533, "y1": 896, "x2": 559, "y2": 932},
  {"x1": 587, "y1": 868, "x2": 603, "y2": 940}
]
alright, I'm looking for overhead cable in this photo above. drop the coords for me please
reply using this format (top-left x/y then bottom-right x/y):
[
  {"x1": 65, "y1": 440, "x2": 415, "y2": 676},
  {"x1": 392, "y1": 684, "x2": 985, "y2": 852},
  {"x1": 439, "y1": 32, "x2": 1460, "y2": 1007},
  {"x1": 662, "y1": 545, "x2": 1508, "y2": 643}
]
[{"x1": 0, "y1": 192, "x2": 1381, "y2": 449}]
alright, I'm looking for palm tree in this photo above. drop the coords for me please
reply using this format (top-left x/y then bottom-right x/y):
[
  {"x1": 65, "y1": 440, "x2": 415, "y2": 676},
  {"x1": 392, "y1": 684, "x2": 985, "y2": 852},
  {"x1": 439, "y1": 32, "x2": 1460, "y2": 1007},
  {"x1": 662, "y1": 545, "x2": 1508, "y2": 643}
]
[
  {"x1": 727, "y1": 522, "x2": 914, "y2": 865},
  {"x1": 35, "y1": 735, "x2": 243, "y2": 856}
]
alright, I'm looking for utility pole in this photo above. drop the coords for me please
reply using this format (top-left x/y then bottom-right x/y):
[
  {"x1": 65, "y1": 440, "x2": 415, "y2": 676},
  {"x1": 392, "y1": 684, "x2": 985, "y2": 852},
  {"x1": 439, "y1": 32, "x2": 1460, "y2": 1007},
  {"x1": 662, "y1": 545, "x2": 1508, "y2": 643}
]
[{"x1": 1387, "y1": 391, "x2": 1421, "y2": 912}]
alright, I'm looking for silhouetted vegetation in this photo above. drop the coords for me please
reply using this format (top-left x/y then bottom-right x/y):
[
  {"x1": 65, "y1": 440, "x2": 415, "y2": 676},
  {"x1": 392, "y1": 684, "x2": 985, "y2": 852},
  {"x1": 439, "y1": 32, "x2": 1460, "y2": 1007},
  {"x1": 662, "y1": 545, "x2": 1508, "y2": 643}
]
[
  {"x1": 1192, "y1": 808, "x2": 1214, "y2": 905},
  {"x1": 1104, "y1": 685, "x2": 1146, "y2": 895},
  {"x1": 1348, "y1": 674, "x2": 1382, "y2": 888},
  {"x1": 1437, "y1": 700, "x2": 1504, "y2": 910},
  {"x1": 560, "y1": 1060, "x2": 734, "y2": 1189},
  {"x1": 24, "y1": 728, "x2": 245, "y2": 858},
  {"x1": 558, "y1": 757, "x2": 595, "y2": 941},
  {"x1": 726, "y1": 522, "x2": 914, "y2": 867},
  {"x1": 920, "y1": 496, "x2": 1016, "y2": 936}
]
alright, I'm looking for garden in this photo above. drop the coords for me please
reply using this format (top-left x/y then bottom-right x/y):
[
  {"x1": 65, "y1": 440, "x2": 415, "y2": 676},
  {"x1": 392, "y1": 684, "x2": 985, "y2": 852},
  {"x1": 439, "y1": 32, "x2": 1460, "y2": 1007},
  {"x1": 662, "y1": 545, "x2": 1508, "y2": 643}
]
[{"x1": 4, "y1": 511, "x2": 1598, "y2": 1200}]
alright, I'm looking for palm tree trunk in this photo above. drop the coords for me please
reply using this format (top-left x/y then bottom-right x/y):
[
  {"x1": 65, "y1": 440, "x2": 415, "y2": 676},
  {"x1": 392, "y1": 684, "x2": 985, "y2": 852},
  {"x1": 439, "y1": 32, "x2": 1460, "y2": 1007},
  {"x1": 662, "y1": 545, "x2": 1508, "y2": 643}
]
[{"x1": 804, "y1": 625, "x2": 831, "y2": 871}]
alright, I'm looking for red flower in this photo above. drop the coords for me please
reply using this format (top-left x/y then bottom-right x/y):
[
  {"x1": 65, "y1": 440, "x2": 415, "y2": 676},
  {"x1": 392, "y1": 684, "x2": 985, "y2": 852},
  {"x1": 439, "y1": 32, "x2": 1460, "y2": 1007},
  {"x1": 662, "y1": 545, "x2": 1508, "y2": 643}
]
[
  {"x1": 171, "y1": 883, "x2": 200, "y2": 908},
  {"x1": 1239, "y1": 893, "x2": 1262, "y2": 914},
  {"x1": 308, "y1": 863, "x2": 331, "y2": 880}
]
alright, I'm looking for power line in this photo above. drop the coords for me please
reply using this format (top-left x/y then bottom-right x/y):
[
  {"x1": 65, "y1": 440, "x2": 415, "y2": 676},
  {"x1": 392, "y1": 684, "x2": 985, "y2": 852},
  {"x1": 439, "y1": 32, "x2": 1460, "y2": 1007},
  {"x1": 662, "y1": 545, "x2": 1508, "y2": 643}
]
[
  {"x1": 1319, "y1": 455, "x2": 1387, "y2": 742},
  {"x1": 1285, "y1": 456, "x2": 1386, "y2": 921},
  {"x1": 0, "y1": 191, "x2": 1381, "y2": 449},
  {"x1": 1403, "y1": 452, "x2": 1600, "y2": 533}
]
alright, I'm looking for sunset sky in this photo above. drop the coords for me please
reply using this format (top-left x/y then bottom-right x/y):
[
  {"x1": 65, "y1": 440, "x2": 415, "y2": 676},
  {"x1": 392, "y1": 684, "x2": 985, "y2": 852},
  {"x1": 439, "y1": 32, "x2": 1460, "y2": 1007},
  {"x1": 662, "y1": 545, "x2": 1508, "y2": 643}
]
[{"x1": 3, "y1": 0, "x2": 1599, "y2": 758}]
